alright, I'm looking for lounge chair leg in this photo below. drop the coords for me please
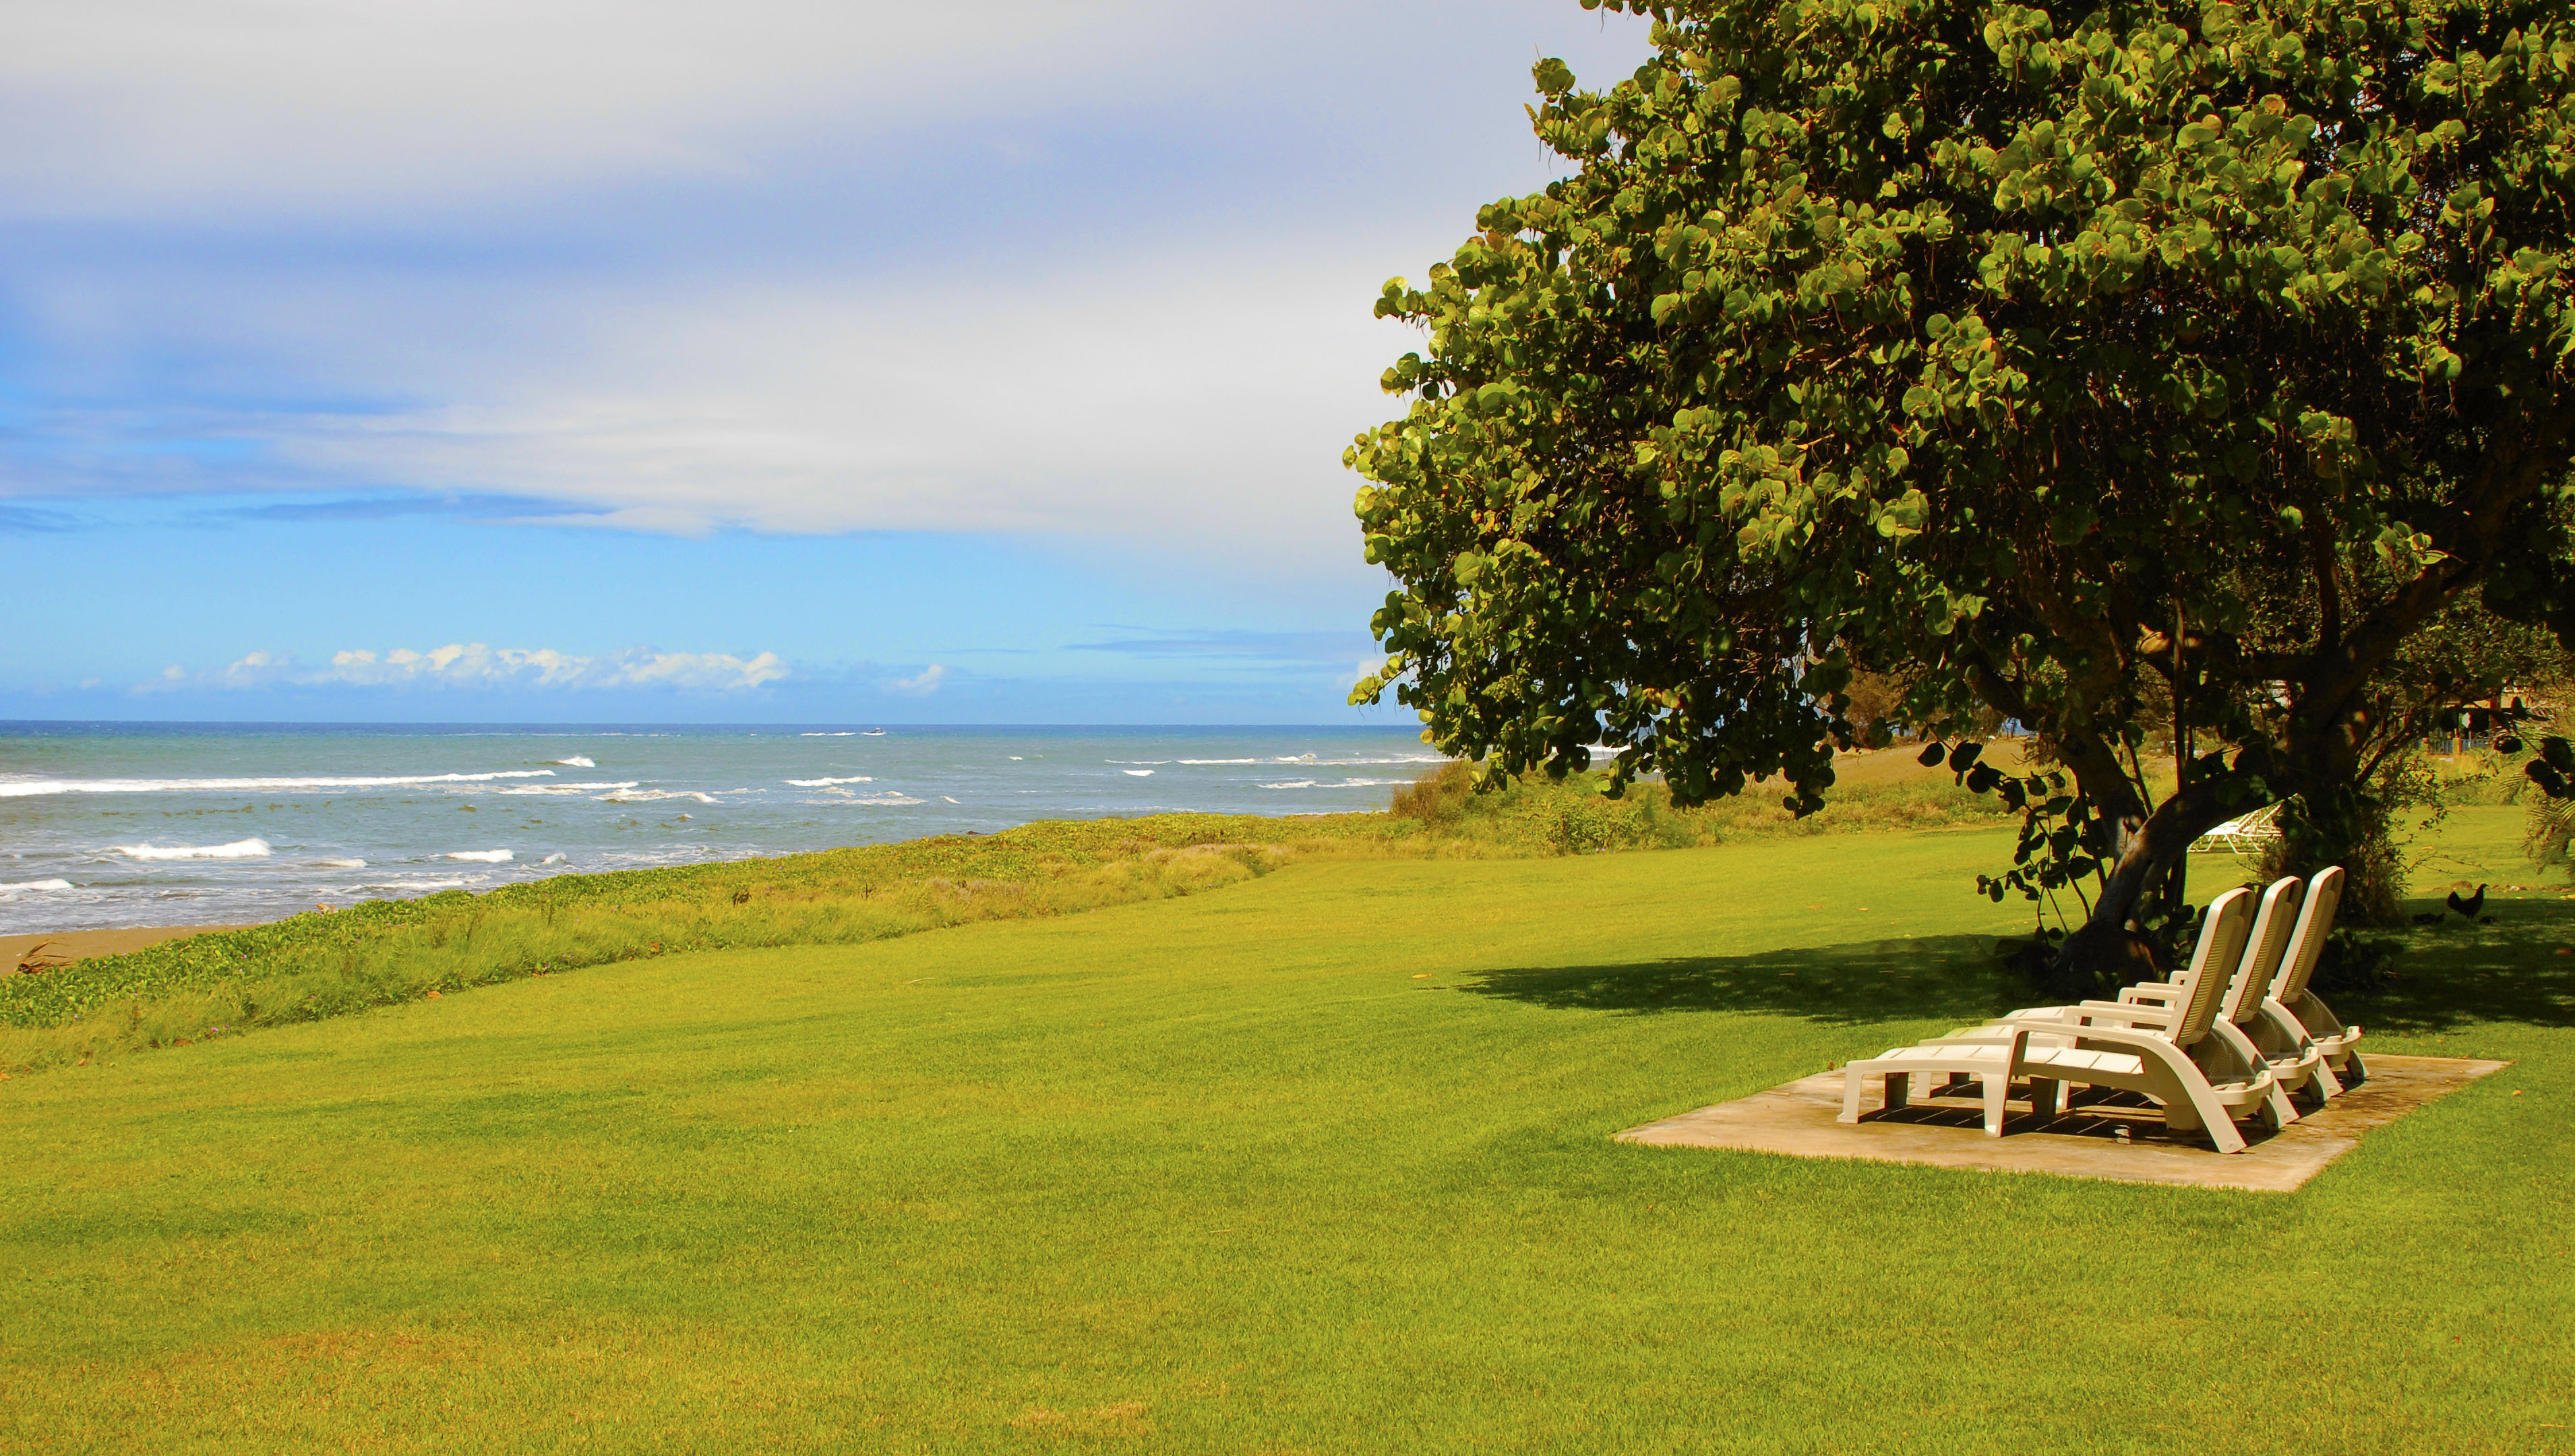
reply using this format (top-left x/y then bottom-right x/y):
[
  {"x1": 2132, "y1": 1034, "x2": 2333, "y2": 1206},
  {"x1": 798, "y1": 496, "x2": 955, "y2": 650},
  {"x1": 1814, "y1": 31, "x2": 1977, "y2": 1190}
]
[
  {"x1": 1838, "y1": 1068, "x2": 1867, "y2": 1125},
  {"x1": 2262, "y1": 1082, "x2": 2299, "y2": 1129},
  {"x1": 2340, "y1": 1051, "x2": 2366, "y2": 1085},
  {"x1": 2173, "y1": 1082, "x2": 2247, "y2": 1153},
  {"x1": 1982, "y1": 1073, "x2": 2008, "y2": 1137},
  {"x1": 2305, "y1": 1058, "x2": 2342, "y2": 1101},
  {"x1": 2028, "y1": 1079, "x2": 2060, "y2": 1120},
  {"x1": 1884, "y1": 1072, "x2": 1910, "y2": 1112}
]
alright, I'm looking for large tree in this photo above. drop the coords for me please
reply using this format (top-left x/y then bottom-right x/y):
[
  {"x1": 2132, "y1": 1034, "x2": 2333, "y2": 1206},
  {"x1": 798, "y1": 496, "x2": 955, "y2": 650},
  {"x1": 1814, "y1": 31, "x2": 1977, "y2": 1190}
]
[{"x1": 1349, "y1": 0, "x2": 2575, "y2": 982}]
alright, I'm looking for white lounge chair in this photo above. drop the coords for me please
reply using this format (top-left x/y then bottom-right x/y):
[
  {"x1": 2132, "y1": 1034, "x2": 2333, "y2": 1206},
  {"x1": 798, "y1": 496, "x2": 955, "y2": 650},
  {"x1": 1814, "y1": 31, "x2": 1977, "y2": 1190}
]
[
  {"x1": 2191, "y1": 802, "x2": 2284, "y2": 860},
  {"x1": 1836, "y1": 889, "x2": 2285, "y2": 1152},
  {"x1": 2251, "y1": 864, "x2": 2363, "y2": 1087},
  {"x1": 2104, "y1": 876, "x2": 2329, "y2": 1113}
]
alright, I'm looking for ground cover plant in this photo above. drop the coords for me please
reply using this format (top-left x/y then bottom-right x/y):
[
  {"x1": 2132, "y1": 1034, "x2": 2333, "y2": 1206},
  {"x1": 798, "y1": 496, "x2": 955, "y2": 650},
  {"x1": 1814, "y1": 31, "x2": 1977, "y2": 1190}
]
[
  {"x1": 1, "y1": 811, "x2": 2567, "y2": 1453},
  {"x1": 0, "y1": 748, "x2": 2017, "y2": 1076}
]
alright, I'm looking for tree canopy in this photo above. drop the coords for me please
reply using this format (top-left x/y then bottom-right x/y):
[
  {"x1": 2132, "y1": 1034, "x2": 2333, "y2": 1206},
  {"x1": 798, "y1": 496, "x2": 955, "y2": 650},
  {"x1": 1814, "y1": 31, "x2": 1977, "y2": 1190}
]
[{"x1": 1349, "y1": 0, "x2": 2575, "y2": 971}]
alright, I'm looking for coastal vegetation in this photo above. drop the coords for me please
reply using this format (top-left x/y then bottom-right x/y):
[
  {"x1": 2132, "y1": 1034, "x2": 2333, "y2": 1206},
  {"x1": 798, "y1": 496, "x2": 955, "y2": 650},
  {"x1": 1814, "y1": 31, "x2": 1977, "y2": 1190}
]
[
  {"x1": 1, "y1": 750, "x2": 2024, "y2": 1076},
  {"x1": 0, "y1": 807, "x2": 2564, "y2": 1452}
]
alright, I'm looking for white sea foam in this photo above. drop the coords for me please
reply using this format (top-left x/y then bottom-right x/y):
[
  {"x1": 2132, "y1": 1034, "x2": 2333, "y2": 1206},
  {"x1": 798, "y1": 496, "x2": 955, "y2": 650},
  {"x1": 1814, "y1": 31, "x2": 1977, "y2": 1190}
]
[
  {"x1": 443, "y1": 849, "x2": 513, "y2": 862},
  {"x1": 1259, "y1": 781, "x2": 1322, "y2": 789},
  {"x1": 599, "y1": 789, "x2": 719, "y2": 804},
  {"x1": 1123, "y1": 769, "x2": 1155, "y2": 777},
  {"x1": 552, "y1": 756, "x2": 597, "y2": 768},
  {"x1": 540, "y1": 852, "x2": 568, "y2": 865},
  {"x1": 1178, "y1": 758, "x2": 1257, "y2": 764},
  {"x1": 1259, "y1": 778, "x2": 1405, "y2": 790},
  {"x1": 313, "y1": 858, "x2": 367, "y2": 869},
  {"x1": 353, "y1": 876, "x2": 471, "y2": 893},
  {"x1": 941, "y1": 795, "x2": 961, "y2": 803},
  {"x1": 490, "y1": 781, "x2": 638, "y2": 796},
  {"x1": 785, "y1": 776, "x2": 874, "y2": 787},
  {"x1": 801, "y1": 731, "x2": 855, "y2": 737},
  {"x1": 2, "y1": 770, "x2": 556, "y2": 798},
  {"x1": 1108, "y1": 760, "x2": 1171, "y2": 765},
  {"x1": 113, "y1": 838, "x2": 273, "y2": 861},
  {"x1": 0, "y1": 878, "x2": 74, "y2": 895},
  {"x1": 828, "y1": 793, "x2": 924, "y2": 806}
]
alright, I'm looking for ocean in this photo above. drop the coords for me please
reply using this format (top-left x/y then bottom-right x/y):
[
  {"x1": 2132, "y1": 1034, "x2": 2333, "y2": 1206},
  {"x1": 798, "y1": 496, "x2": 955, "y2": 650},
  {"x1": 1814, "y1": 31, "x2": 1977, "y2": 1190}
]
[{"x1": 0, "y1": 723, "x2": 1443, "y2": 934}]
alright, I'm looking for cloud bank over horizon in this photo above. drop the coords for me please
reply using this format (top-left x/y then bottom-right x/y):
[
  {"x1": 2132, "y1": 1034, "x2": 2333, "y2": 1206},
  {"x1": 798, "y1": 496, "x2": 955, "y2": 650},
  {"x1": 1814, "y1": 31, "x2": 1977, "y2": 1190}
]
[
  {"x1": 142, "y1": 644, "x2": 791, "y2": 696},
  {"x1": 0, "y1": 0, "x2": 1654, "y2": 721}
]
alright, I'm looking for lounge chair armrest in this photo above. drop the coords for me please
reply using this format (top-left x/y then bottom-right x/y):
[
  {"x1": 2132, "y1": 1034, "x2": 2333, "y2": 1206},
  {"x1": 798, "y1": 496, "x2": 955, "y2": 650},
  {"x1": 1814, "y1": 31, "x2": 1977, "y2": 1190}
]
[
  {"x1": 1939, "y1": 1029, "x2": 2076, "y2": 1050},
  {"x1": 2070, "y1": 1000, "x2": 2175, "y2": 1029},
  {"x1": 2045, "y1": 1023, "x2": 2176, "y2": 1055}
]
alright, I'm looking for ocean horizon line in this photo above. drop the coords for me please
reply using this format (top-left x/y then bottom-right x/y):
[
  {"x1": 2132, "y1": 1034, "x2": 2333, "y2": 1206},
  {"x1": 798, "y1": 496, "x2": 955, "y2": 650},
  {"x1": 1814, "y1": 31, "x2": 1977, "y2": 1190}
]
[{"x1": 1, "y1": 719, "x2": 1430, "y2": 733}]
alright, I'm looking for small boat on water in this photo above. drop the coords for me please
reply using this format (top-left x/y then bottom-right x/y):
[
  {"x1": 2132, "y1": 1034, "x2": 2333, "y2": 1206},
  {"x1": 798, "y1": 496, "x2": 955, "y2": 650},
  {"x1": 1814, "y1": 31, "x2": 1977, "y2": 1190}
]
[{"x1": 860, "y1": 728, "x2": 888, "y2": 736}]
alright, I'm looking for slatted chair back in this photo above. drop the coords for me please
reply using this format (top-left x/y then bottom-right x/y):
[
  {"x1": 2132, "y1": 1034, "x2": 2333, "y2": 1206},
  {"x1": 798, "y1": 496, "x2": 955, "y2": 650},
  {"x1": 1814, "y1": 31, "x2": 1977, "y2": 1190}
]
[
  {"x1": 2173, "y1": 888, "x2": 2256, "y2": 1048},
  {"x1": 2270, "y1": 865, "x2": 2346, "y2": 1003},
  {"x1": 2226, "y1": 877, "x2": 2305, "y2": 1025}
]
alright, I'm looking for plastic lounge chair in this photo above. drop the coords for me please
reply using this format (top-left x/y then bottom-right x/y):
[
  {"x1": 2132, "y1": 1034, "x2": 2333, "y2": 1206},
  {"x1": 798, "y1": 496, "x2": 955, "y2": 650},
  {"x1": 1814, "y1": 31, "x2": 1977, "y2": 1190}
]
[
  {"x1": 2191, "y1": 802, "x2": 2283, "y2": 859},
  {"x1": 2252, "y1": 865, "x2": 2364, "y2": 1087},
  {"x1": 1926, "y1": 876, "x2": 2331, "y2": 1114},
  {"x1": 2105, "y1": 876, "x2": 2330, "y2": 1112},
  {"x1": 1978, "y1": 883, "x2": 2301, "y2": 1129},
  {"x1": 1835, "y1": 889, "x2": 2283, "y2": 1152}
]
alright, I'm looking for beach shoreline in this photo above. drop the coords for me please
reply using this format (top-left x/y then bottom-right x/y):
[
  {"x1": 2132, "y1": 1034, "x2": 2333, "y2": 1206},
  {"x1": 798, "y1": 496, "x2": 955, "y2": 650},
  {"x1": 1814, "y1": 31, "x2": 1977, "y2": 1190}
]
[{"x1": 5, "y1": 924, "x2": 255, "y2": 969}]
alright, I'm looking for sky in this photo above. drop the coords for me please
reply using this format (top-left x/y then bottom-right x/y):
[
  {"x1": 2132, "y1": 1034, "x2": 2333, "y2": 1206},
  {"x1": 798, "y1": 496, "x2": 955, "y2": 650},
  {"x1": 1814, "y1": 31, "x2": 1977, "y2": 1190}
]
[{"x1": 1, "y1": 1, "x2": 1656, "y2": 724}]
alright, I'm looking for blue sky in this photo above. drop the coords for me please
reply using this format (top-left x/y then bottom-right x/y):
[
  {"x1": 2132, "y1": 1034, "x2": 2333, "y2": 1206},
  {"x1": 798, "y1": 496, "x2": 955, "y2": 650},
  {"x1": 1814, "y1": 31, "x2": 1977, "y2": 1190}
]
[{"x1": 1, "y1": 1, "x2": 1654, "y2": 723}]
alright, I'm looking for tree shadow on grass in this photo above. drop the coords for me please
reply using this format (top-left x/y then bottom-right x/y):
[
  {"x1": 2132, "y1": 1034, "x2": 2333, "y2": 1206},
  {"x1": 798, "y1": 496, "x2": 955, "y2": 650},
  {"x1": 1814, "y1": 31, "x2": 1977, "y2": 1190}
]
[
  {"x1": 2353, "y1": 897, "x2": 2575, "y2": 1034},
  {"x1": 1458, "y1": 933, "x2": 2020, "y2": 1027},
  {"x1": 1461, "y1": 901, "x2": 2575, "y2": 1033}
]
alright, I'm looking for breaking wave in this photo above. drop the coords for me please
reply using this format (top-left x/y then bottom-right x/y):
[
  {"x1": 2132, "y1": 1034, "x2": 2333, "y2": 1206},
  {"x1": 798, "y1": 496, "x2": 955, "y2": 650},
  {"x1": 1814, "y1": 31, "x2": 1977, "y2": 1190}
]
[
  {"x1": 113, "y1": 838, "x2": 274, "y2": 861},
  {"x1": 3, "y1": 770, "x2": 557, "y2": 799},
  {"x1": 442, "y1": 849, "x2": 514, "y2": 863}
]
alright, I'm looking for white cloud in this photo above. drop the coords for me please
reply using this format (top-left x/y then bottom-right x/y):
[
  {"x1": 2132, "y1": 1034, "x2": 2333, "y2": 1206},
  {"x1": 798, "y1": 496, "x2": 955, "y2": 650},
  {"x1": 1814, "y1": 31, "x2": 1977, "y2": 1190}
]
[
  {"x1": 0, "y1": 1, "x2": 1215, "y2": 218},
  {"x1": 48, "y1": 241, "x2": 1424, "y2": 568},
  {"x1": 0, "y1": 2, "x2": 1656, "y2": 574},
  {"x1": 140, "y1": 643, "x2": 787, "y2": 693},
  {"x1": 888, "y1": 663, "x2": 946, "y2": 696}
]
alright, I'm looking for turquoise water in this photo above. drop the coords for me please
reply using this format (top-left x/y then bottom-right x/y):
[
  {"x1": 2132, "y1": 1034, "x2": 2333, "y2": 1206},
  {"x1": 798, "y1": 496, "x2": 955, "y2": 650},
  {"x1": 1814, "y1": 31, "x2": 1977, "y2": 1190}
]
[{"x1": 0, "y1": 723, "x2": 1439, "y2": 932}]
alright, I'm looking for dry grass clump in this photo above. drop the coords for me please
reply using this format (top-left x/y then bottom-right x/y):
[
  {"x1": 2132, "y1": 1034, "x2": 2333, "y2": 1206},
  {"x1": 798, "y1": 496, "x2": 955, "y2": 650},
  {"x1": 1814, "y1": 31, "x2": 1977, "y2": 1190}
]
[{"x1": 1385, "y1": 752, "x2": 2015, "y2": 857}]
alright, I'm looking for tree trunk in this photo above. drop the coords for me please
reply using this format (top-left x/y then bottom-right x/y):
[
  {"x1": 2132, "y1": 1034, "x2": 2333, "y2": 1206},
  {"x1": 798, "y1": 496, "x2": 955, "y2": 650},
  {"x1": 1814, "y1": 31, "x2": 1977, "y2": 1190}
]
[{"x1": 2044, "y1": 778, "x2": 2244, "y2": 999}]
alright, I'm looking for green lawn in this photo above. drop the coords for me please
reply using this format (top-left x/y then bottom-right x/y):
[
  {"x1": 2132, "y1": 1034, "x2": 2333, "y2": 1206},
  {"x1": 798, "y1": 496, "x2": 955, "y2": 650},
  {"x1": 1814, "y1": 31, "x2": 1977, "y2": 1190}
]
[{"x1": 3, "y1": 817, "x2": 2569, "y2": 1453}]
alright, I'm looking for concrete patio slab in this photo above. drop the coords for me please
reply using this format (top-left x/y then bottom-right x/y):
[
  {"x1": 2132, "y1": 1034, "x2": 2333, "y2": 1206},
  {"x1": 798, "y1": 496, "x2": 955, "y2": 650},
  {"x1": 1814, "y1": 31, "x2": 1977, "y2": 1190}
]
[{"x1": 1617, "y1": 1054, "x2": 2508, "y2": 1192}]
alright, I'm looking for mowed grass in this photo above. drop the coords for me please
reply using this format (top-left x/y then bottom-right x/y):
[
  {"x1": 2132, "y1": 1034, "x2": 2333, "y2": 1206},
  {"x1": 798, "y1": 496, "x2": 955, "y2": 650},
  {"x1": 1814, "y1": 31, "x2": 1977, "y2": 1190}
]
[{"x1": 3, "y1": 822, "x2": 2571, "y2": 1453}]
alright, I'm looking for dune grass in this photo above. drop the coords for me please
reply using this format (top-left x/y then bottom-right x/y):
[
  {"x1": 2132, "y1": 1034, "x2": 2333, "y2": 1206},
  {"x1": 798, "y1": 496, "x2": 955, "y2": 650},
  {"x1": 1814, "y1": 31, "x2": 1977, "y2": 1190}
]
[{"x1": 1, "y1": 816, "x2": 2568, "y2": 1453}]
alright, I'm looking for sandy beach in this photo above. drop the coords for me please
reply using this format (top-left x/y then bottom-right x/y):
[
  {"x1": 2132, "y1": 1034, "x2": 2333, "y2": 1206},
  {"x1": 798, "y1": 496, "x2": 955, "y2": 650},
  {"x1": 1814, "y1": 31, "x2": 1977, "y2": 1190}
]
[{"x1": 4, "y1": 924, "x2": 252, "y2": 969}]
